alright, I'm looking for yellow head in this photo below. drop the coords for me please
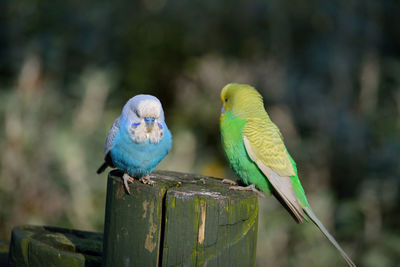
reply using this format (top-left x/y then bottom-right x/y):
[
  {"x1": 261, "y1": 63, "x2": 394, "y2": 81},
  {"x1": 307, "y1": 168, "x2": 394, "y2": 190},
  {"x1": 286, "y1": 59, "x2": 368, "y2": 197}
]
[{"x1": 220, "y1": 83, "x2": 265, "y2": 118}]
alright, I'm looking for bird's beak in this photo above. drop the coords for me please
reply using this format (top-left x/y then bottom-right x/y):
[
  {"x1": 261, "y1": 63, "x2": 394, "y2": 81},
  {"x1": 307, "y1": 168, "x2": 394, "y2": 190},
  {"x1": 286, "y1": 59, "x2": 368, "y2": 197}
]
[{"x1": 144, "y1": 117, "x2": 155, "y2": 131}]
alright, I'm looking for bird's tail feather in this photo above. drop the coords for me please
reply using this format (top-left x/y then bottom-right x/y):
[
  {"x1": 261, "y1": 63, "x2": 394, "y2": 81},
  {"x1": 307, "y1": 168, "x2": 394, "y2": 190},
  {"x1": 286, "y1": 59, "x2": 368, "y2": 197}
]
[
  {"x1": 304, "y1": 206, "x2": 356, "y2": 267},
  {"x1": 96, "y1": 162, "x2": 108, "y2": 174}
]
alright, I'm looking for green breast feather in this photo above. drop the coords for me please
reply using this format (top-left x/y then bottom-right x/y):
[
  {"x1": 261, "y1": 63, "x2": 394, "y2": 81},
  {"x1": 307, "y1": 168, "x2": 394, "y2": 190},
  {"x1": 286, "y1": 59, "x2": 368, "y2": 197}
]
[
  {"x1": 221, "y1": 112, "x2": 309, "y2": 207},
  {"x1": 221, "y1": 112, "x2": 273, "y2": 194}
]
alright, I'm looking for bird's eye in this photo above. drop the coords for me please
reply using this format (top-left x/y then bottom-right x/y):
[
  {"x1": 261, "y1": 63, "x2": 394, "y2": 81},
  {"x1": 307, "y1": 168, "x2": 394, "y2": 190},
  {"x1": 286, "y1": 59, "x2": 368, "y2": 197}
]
[{"x1": 225, "y1": 98, "x2": 228, "y2": 102}]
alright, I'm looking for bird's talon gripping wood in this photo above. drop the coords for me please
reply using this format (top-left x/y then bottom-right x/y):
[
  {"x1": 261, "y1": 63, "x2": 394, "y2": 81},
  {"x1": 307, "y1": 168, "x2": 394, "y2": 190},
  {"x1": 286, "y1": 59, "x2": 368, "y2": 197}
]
[
  {"x1": 229, "y1": 185, "x2": 266, "y2": 198},
  {"x1": 222, "y1": 178, "x2": 238, "y2": 185},
  {"x1": 139, "y1": 175, "x2": 155, "y2": 186},
  {"x1": 123, "y1": 173, "x2": 135, "y2": 194}
]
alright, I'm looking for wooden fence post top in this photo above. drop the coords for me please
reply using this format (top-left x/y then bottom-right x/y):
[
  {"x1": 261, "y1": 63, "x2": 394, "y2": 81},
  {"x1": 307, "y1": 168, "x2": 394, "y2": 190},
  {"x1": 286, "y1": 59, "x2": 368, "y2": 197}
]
[
  {"x1": 104, "y1": 170, "x2": 259, "y2": 267},
  {"x1": 109, "y1": 169, "x2": 258, "y2": 201}
]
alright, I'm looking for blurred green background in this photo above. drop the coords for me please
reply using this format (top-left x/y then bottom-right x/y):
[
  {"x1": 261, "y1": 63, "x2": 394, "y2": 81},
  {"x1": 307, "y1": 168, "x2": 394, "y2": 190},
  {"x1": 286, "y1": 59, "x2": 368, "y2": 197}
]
[{"x1": 1, "y1": 0, "x2": 400, "y2": 266}]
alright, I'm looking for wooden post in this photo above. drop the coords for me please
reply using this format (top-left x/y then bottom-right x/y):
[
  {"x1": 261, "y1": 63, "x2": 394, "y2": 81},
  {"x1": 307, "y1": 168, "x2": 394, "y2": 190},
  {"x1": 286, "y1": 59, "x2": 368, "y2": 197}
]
[
  {"x1": 0, "y1": 240, "x2": 9, "y2": 266},
  {"x1": 7, "y1": 171, "x2": 259, "y2": 266},
  {"x1": 8, "y1": 225, "x2": 102, "y2": 267},
  {"x1": 103, "y1": 170, "x2": 259, "y2": 267}
]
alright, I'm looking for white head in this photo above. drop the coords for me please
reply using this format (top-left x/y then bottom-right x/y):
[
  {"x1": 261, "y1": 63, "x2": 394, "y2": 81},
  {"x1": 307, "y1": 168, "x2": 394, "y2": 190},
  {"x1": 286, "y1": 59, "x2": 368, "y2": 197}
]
[{"x1": 122, "y1": 94, "x2": 166, "y2": 143}]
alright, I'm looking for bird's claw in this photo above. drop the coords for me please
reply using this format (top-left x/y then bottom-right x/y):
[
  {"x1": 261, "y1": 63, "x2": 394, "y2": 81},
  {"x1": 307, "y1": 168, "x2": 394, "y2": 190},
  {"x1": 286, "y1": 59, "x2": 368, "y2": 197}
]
[
  {"x1": 229, "y1": 184, "x2": 266, "y2": 198},
  {"x1": 221, "y1": 178, "x2": 237, "y2": 185},
  {"x1": 140, "y1": 175, "x2": 155, "y2": 186},
  {"x1": 123, "y1": 173, "x2": 135, "y2": 195}
]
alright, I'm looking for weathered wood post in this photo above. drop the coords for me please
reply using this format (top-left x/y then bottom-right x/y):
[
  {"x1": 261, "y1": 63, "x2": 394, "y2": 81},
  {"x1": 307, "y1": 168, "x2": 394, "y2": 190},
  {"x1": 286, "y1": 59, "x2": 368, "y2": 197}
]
[
  {"x1": 8, "y1": 225, "x2": 102, "y2": 266},
  {"x1": 7, "y1": 170, "x2": 258, "y2": 266},
  {"x1": 103, "y1": 170, "x2": 259, "y2": 267}
]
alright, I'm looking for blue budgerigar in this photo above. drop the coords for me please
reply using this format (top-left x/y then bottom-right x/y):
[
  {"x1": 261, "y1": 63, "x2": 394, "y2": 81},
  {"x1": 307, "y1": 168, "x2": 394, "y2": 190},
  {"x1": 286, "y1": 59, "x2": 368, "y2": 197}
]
[{"x1": 97, "y1": 94, "x2": 172, "y2": 194}]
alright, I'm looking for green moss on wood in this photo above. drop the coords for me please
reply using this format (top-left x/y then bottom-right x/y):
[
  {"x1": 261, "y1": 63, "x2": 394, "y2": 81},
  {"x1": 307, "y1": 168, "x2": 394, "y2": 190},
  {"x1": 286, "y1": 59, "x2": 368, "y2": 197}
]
[
  {"x1": 9, "y1": 170, "x2": 258, "y2": 267},
  {"x1": 9, "y1": 225, "x2": 102, "y2": 267}
]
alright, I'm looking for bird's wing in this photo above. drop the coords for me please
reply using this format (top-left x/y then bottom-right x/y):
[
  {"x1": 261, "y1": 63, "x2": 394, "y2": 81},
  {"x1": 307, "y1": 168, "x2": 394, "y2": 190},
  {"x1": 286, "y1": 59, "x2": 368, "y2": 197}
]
[
  {"x1": 243, "y1": 118, "x2": 304, "y2": 223},
  {"x1": 104, "y1": 116, "x2": 121, "y2": 154},
  {"x1": 243, "y1": 118, "x2": 294, "y2": 176}
]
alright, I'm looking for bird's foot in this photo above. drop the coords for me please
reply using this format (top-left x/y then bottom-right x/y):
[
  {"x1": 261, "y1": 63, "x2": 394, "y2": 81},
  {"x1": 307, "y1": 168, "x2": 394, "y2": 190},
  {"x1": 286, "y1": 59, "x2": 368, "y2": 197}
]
[
  {"x1": 123, "y1": 173, "x2": 135, "y2": 195},
  {"x1": 140, "y1": 175, "x2": 155, "y2": 186},
  {"x1": 221, "y1": 178, "x2": 237, "y2": 185},
  {"x1": 229, "y1": 184, "x2": 266, "y2": 198}
]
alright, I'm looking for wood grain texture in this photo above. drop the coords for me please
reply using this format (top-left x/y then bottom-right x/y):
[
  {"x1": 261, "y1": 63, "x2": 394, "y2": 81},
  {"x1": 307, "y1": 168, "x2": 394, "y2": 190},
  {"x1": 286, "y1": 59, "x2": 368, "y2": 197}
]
[
  {"x1": 7, "y1": 170, "x2": 259, "y2": 267},
  {"x1": 103, "y1": 170, "x2": 259, "y2": 267},
  {"x1": 8, "y1": 225, "x2": 102, "y2": 267},
  {"x1": 102, "y1": 170, "x2": 168, "y2": 267}
]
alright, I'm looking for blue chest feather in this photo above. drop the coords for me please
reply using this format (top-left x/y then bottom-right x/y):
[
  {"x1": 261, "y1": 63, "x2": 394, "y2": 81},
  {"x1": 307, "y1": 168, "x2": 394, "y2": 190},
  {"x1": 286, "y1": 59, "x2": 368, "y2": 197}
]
[{"x1": 110, "y1": 124, "x2": 172, "y2": 177}]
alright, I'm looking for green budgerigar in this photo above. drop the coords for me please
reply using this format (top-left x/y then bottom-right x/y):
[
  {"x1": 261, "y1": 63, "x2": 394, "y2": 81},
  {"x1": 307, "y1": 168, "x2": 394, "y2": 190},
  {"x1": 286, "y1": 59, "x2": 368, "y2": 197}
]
[{"x1": 220, "y1": 83, "x2": 355, "y2": 267}]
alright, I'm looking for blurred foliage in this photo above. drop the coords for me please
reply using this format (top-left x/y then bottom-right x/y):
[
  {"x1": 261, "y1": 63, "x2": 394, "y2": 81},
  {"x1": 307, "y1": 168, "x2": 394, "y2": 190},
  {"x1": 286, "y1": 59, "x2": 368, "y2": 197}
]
[{"x1": 1, "y1": 0, "x2": 400, "y2": 266}]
